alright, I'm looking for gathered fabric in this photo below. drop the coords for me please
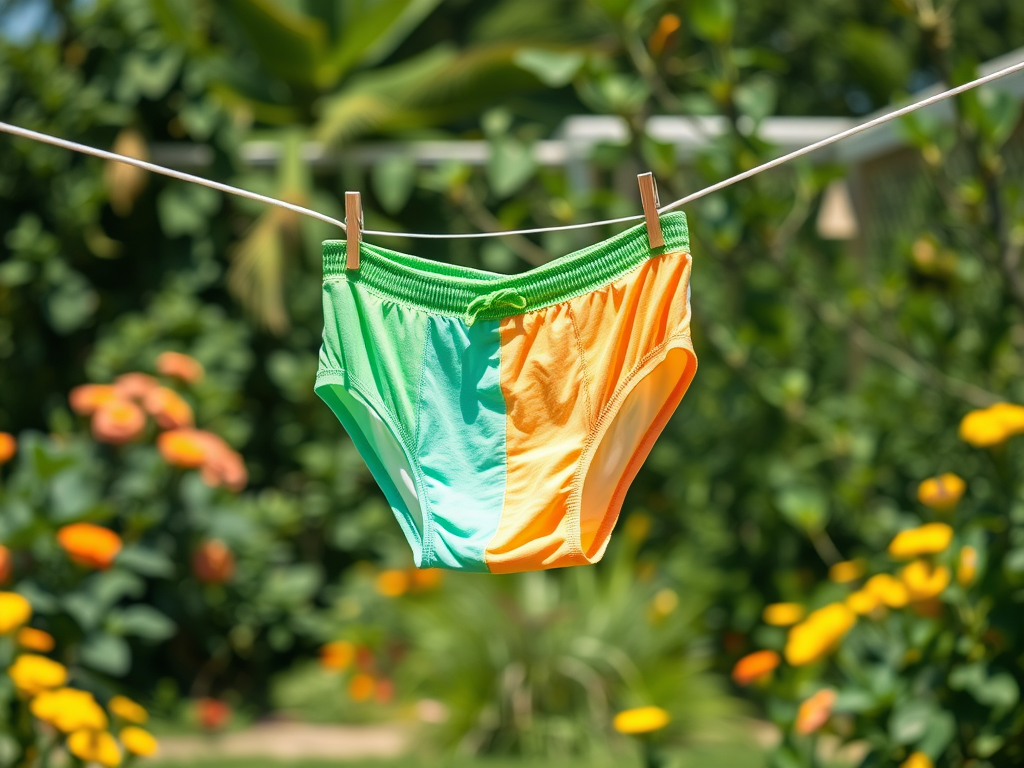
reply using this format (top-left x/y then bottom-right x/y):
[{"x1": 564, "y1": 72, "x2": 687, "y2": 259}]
[{"x1": 315, "y1": 212, "x2": 697, "y2": 573}]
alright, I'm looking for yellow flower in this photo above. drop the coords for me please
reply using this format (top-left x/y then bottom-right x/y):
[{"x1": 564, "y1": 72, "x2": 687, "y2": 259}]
[
  {"x1": 0, "y1": 592, "x2": 32, "y2": 634},
  {"x1": 320, "y1": 640, "x2": 355, "y2": 672},
  {"x1": 763, "y1": 603, "x2": 804, "y2": 626},
  {"x1": 864, "y1": 574, "x2": 910, "y2": 608},
  {"x1": 120, "y1": 726, "x2": 159, "y2": 756},
  {"x1": 901, "y1": 560, "x2": 951, "y2": 601},
  {"x1": 784, "y1": 603, "x2": 856, "y2": 666},
  {"x1": 16, "y1": 627, "x2": 54, "y2": 652},
  {"x1": 888, "y1": 523, "x2": 953, "y2": 559},
  {"x1": 828, "y1": 560, "x2": 864, "y2": 584},
  {"x1": 959, "y1": 403, "x2": 1024, "y2": 448},
  {"x1": 731, "y1": 650, "x2": 780, "y2": 685},
  {"x1": 613, "y1": 706, "x2": 671, "y2": 735},
  {"x1": 651, "y1": 588, "x2": 678, "y2": 617},
  {"x1": 958, "y1": 546, "x2": 978, "y2": 586},
  {"x1": 900, "y1": 752, "x2": 934, "y2": 768},
  {"x1": 845, "y1": 590, "x2": 881, "y2": 615},
  {"x1": 795, "y1": 688, "x2": 836, "y2": 734},
  {"x1": 109, "y1": 695, "x2": 148, "y2": 724},
  {"x1": 8, "y1": 654, "x2": 67, "y2": 695},
  {"x1": 375, "y1": 570, "x2": 410, "y2": 597},
  {"x1": 31, "y1": 688, "x2": 108, "y2": 732},
  {"x1": 917, "y1": 473, "x2": 965, "y2": 512},
  {"x1": 68, "y1": 730, "x2": 121, "y2": 767}
]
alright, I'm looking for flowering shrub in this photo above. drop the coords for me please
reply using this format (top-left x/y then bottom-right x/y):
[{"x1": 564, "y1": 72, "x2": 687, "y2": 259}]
[{"x1": 732, "y1": 404, "x2": 1024, "y2": 767}]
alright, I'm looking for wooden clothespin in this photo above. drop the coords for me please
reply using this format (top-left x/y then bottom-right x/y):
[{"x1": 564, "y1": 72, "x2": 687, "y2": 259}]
[
  {"x1": 345, "y1": 191, "x2": 362, "y2": 270},
  {"x1": 637, "y1": 172, "x2": 664, "y2": 249}
]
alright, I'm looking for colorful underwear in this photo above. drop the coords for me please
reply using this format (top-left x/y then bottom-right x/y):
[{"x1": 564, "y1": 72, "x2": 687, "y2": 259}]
[{"x1": 315, "y1": 212, "x2": 697, "y2": 573}]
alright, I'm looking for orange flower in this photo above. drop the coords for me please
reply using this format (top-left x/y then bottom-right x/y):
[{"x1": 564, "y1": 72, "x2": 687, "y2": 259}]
[
  {"x1": 196, "y1": 698, "x2": 230, "y2": 731},
  {"x1": 17, "y1": 627, "x2": 55, "y2": 652},
  {"x1": 731, "y1": 650, "x2": 780, "y2": 685},
  {"x1": 156, "y1": 429, "x2": 207, "y2": 468},
  {"x1": 320, "y1": 640, "x2": 355, "y2": 671},
  {"x1": 69, "y1": 384, "x2": 119, "y2": 415},
  {"x1": 349, "y1": 673, "x2": 376, "y2": 702},
  {"x1": 143, "y1": 387, "x2": 194, "y2": 429},
  {"x1": 829, "y1": 560, "x2": 864, "y2": 584},
  {"x1": 763, "y1": 603, "x2": 804, "y2": 626},
  {"x1": 198, "y1": 439, "x2": 248, "y2": 492},
  {"x1": 958, "y1": 545, "x2": 978, "y2": 586},
  {"x1": 157, "y1": 352, "x2": 204, "y2": 384},
  {"x1": 889, "y1": 523, "x2": 953, "y2": 559},
  {"x1": 374, "y1": 678, "x2": 395, "y2": 704},
  {"x1": 192, "y1": 540, "x2": 235, "y2": 584},
  {"x1": 113, "y1": 373, "x2": 159, "y2": 401},
  {"x1": 648, "y1": 13, "x2": 681, "y2": 56},
  {"x1": 376, "y1": 570, "x2": 410, "y2": 597},
  {"x1": 410, "y1": 568, "x2": 443, "y2": 591},
  {"x1": 57, "y1": 523, "x2": 122, "y2": 570},
  {"x1": 92, "y1": 400, "x2": 146, "y2": 444},
  {"x1": 0, "y1": 544, "x2": 11, "y2": 584},
  {"x1": 917, "y1": 473, "x2": 965, "y2": 512},
  {"x1": 0, "y1": 432, "x2": 16, "y2": 465},
  {"x1": 795, "y1": 689, "x2": 836, "y2": 734},
  {"x1": 900, "y1": 560, "x2": 950, "y2": 601},
  {"x1": 157, "y1": 429, "x2": 248, "y2": 492}
]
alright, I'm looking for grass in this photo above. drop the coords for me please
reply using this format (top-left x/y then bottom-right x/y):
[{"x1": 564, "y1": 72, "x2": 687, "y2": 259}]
[{"x1": 151, "y1": 760, "x2": 606, "y2": 768}]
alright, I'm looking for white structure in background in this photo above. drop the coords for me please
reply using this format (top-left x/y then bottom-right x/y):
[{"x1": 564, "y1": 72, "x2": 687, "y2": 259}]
[{"x1": 150, "y1": 47, "x2": 1024, "y2": 244}]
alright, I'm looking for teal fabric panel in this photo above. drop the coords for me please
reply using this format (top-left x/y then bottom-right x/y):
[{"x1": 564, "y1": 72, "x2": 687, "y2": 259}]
[{"x1": 415, "y1": 315, "x2": 507, "y2": 571}]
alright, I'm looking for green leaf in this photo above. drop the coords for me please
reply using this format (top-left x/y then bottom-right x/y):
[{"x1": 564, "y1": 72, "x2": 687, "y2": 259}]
[
  {"x1": 889, "y1": 700, "x2": 935, "y2": 744},
  {"x1": 690, "y1": 0, "x2": 735, "y2": 44},
  {"x1": 263, "y1": 565, "x2": 322, "y2": 606},
  {"x1": 117, "y1": 546, "x2": 176, "y2": 578},
  {"x1": 322, "y1": 0, "x2": 445, "y2": 83},
  {"x1": 372, "y1": 154, "x2": 417, "y2": 215},
  {"x1": 775, "y1": 486, "x2": 828, "y2": 531},
  {"x1": 976, "y1": 673, "x2": 1019, "y2": 710},
  {"x1": 513, "y1": 49, "x2": 584, "y2": 87},
  {"x1": 917, "y1": 710, "x2": 956, "y2": 759},
  {"x1": 64, "y1": 592, "x2": 105, "y2": 632},
  {"x1": 226, "y1": 0, "x2": 327, "y2": 84},
  {"x1": 158, "y1": 185, "x2": 222, "y2": 238},
  {"x1": 80, "y1": 634, "x2": 131, "y2": 677},
  {"x1": 109, "y1": 606, "x2": 178, "y2": 641},
  {"x1": 487, "y1": 138, "x2": 536, "y2": 198}
]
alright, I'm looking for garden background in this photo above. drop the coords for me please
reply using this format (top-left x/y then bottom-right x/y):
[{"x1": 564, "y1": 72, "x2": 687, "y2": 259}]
[{"x1": 2, "y1": 1, "x2": 1024, "y2": 767}]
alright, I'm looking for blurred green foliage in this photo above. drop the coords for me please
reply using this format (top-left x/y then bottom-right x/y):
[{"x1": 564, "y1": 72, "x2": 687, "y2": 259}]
[{"x1": 1, "y1": 0, "x2": 1024, "y2": 766}]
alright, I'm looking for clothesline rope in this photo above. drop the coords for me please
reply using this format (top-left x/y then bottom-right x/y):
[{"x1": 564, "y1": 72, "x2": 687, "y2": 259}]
[{"x1": 2, "y1": 59, "x2": 1023, "y2": 240}]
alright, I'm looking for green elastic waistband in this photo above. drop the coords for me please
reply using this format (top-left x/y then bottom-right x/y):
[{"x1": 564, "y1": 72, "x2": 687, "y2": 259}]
[{"x1": 322, "y1": 212, "x2": 688, "y2": 321}]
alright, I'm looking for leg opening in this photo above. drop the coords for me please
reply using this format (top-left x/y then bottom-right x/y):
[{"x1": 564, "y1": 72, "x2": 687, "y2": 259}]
[
  {"x1": 316, "y1": 377, "x2": 426, "y2": 566},
  {"x1": 579, "y1": 344, "x2": 696, "y2": 561}
]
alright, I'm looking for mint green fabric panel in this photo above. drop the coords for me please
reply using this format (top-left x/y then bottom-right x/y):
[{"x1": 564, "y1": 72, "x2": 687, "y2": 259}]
[
  {"x1": 316, "y1": 277, "x2": 429, "y2": 564},
  {"x1": 315, "y1": 378, "x2": 425, "y2": 565},
  {"x1": 318, "y1": 279, "x2": 428, "y2": 430},
  {"x1": 415, "y1": 316, "x2": 506, "y2": 572}
]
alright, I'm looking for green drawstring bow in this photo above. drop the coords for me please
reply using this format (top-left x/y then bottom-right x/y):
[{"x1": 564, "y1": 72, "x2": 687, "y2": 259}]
[{"x1": 463, "y1": 288, "x2": 527, "y2": 325}]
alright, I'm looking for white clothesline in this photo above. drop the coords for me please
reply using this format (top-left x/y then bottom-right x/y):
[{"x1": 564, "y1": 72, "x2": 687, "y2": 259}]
[{"x1": 2, "y1": 59, "x2": 1023, "y2": 240}]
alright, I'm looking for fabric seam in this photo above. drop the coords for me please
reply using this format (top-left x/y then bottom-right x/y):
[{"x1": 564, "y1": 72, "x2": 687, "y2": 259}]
[
  {"x1": 566, "y1": 304, "x2": 595, "y2": 430},
  {"x1": 565, "y1": 330, "x2": 695, "y2": 561},
  {"x1": 315, "y1": 366, "x2": 433, "y2": 566}
]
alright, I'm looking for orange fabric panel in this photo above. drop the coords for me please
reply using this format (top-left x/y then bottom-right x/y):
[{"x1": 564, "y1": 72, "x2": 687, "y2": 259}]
[{"x1": 485, "y1": 249, "x2": 695, "y2": 573}]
